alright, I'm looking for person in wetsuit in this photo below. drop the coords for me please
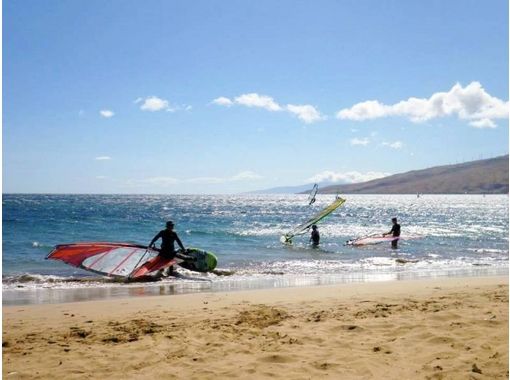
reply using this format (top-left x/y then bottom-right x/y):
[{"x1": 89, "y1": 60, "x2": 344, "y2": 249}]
[
  {"x1": 149, "y1": 221, "x2": 185, "y2": 259},
  {"x1": 310, "y1": 224, "x2": 320, "y2": 247},
  {"x1": 383, "y1": 217, "x2": 401, "y2": 249}
]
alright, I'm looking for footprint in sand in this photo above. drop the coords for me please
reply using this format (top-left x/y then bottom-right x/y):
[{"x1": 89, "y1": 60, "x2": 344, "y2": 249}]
[{"x1": 258, "y1": 354, "x2": 294, "y2": 364}]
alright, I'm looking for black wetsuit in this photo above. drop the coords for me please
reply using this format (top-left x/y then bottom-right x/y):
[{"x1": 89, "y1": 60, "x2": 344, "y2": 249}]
[
  {"x1": 310, "y1": 230, "x2": 320, "y2": 246},
  {"x1": 150, "y1": 230, "x2": 185, "y2": 258},
  {"x1": 389, "y1": 223, "x2": 401, "y2": 248}
]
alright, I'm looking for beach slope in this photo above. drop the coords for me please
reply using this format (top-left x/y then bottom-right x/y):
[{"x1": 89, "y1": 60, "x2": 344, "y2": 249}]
[{"x1": 3, "y1": 276, "x2": 508, "y2": 379}]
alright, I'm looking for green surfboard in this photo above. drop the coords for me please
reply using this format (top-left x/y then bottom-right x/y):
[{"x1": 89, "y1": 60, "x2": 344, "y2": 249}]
[{"x1": 178, "y1": 248, "x2": 217, "y2": 272}]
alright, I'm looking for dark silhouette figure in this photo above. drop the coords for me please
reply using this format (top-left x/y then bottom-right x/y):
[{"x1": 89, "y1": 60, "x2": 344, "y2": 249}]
[
  {"x1": 149, "y1": 221, "x2": 185, "y2": 259},
  {"x1": 310, "y1": 225, "x2": 320, "y2": 247},
  {"x1": 383, "y1": 217, "x2": 401, "y2": 249}
]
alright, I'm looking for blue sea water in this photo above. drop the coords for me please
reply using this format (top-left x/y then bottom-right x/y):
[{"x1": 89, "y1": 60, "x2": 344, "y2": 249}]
[{"x1": 2, "y1": 194, "x2": 508, "y2": 304}]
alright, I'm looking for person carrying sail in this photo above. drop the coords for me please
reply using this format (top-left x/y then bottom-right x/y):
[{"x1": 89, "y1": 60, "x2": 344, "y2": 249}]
[
  {"x1": 149, "y1": 221, "x2": 186, "y2": 259},
  {"x1": 309, "y1": 225, "x2": 320, "y2": 247},
  {"x1": 382, "y1": 217, "x2": 400, "y2": 249}
]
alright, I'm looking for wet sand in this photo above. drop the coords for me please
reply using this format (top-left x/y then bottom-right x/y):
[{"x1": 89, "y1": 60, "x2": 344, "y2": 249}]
[{"x1": 3, "y1": 276, "x2": 508, "y2": 379}]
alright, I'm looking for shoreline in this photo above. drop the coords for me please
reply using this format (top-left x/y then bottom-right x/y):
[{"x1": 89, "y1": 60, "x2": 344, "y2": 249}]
[
  {"x1": 3, "y1": 266, "x2": 508, "y2": 306},
  {"x1": 3, "y1": 275, "x2": 508, "y2": 379}
]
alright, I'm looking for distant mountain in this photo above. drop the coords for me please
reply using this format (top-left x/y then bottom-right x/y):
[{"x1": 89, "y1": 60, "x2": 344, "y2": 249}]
[{"x1": 317, "y1": 155, "x2": 509, "y2": 194}]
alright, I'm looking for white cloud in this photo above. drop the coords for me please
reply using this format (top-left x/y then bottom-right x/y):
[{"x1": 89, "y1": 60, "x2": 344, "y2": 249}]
[
  {"x1": 338, "y1": 100, "x2": 389, "y2": 121},
  {"x1": 234, "y1": 93, "x2": 282, "y2": 111},
  {"x1": 336, "y1": 82, "x2": 509, "y2": 128},
  {"x1": 187, "y1": 171, "x2": 263, "y2": 184},
  {"x1": 137, "y1": 96, "x2": 191, "y2": 113},
  {"x1": 212, "y1": 92, "x2": 324, "y2": 123},
  {"x1": 350, "y1": 137, "x2": 370, "y2": 146},
  {"x1": 95, "y1": 156, "x2": 111, "y2": 160},
  {"x1": 286, "y1": 104, "x2": 324, "y2": 123},
  {"x1": 230, "y1": 171, "x2": 263, "y2": 181},
  {"x1": 212, "y1": 97, "x2": 234, "y2": 107},
  {"x1": 129, "y1": 171, "x2": 263, "y2": 187},
  {"x1": 308, "y1": 170, "x2": 390, "y2": 184},
  {"x1": 168, "y1": 104, "x2": 193, "y2": 113},
  {"x1": 100, "y1": 110, "x2": 114, "y2": 118},
  {"x1": 469, "y1": 118, "x2": 496, "y2": 129},
  {"x1": 96, "y1": 176, "x2": 107, "y2": 179},
  {"x1": 140, "y1": 96, "x2": 169, "y2": 112},
  {"x1": 382, "y1": 141, "x2": 403, "y2": 149}
]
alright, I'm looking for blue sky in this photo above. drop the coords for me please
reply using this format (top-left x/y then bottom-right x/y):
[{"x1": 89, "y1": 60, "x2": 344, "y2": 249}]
[{"x1": 3, "y1": 0, "x2": 509, "y2": 194}]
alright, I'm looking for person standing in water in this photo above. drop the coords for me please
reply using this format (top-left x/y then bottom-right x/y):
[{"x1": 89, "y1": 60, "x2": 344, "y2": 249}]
[
  {"x1": 149, "y1": 221, "x2": 186, "y2": 259},
  {"x1": 310, "y1": 224, "x2": 320, "y2": 247},
  {"x1": 383, "y1": 217, "x2": 401, "y2": 249}
]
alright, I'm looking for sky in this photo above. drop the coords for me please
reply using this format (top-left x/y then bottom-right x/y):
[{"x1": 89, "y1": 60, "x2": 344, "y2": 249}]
[{"x1": 3, "y1": 0, "x2": 509, "y2": 194}]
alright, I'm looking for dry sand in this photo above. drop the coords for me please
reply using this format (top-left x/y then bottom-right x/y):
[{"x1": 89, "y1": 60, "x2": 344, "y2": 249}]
[{"x1": 3, "y1": 276, "x2": 508, "y2": 379}]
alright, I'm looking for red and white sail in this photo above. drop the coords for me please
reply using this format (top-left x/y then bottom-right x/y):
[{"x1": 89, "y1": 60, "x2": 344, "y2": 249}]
[{"x1": 46, "y1": 242, "x2": 159, "y2": 278}]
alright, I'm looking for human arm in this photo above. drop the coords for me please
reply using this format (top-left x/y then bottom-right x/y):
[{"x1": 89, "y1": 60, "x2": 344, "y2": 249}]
[
  {"x1": 175, "y1": 234, "x2": 185, "y2": 251},
  {"x1": 382, "y1": 225, "x2": 395, "y2": 237},
  {"x1": 148, "y1": 231, "x2": 162, "y2": 248}
]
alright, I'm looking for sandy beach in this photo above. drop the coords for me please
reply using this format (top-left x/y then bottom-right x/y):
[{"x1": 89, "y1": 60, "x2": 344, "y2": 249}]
[{"x1": 3, "y1": 276, "x2": 508, "y2": 379}]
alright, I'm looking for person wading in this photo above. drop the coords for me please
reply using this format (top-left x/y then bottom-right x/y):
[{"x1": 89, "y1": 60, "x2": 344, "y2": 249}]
[
  {"x1": 383, "y1": 217, "x2": 401, "y2": 249},
  {"x1": 310, "y1": 224, "x2": 320, "y2": 247},
  {"x1": 149, "y1": 221, "x2": 187, "y2": 275}
]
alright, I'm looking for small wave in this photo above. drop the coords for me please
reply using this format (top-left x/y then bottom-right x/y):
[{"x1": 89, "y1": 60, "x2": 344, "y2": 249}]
[
  {"x1": 211, "y1": 269, "x2": 236, "y2": 276},
  {"x1": 32, "y1": 241, "x2": 54, "y2": 249},
  {"x1": 260, "y1": 271, "x2": 285, "y2": 275},
  {"x1": 3, "y1": 273, "x2": 107, "y2": 285},
  {"x1": 468, "y1": 248, "x2": 508, "y2": 254},
  {"x1": 361, "y1": 257, "x2": 397, "y2": 266}
]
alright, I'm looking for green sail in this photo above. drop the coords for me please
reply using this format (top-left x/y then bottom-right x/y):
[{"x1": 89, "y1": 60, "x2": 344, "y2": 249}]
[{"x1": 281, "y1": 197, "x2": 346, "y2": 244}]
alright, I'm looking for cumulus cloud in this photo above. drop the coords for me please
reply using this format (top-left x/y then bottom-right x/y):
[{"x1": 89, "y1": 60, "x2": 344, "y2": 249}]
[
  {"x1": 308, "y1": 170, "x2": 390, "y2": 184},
  {"x1": 136, "y1": 96, "x2": 191, "y2": 113},
  {"x1": 212, "y1": 92, "x2": 324, "y2": 123},
  {"x1": 95, "y1": 156, "x2": 111, "y2": 160},
  {"x1": 212, "y1": 97, "x2": 234, "y2": 107},
  {"x1": 139, "y1": 96, "x2": 170, "y2": 112},
  {"x1": 469, "y1": 118, "x2": 496, "y2": 129},
  {"x1": 339, "y1": 100, "x2": 388, "y2": 121},
  {"x1": 350, "y1": 137, "x2": 370, "y2": 146},
  {"x1": 336, "y1": 82, "x2": 509, "y2": 128},
  {"x1": 286, "y1": 104, "x2": 324, "y2": 123},
  {"x1": 382, "y1": 141, "x2": 403, "y2": 149},
  {"x1": 234, "y1": 93, "x2": 282, "y2": 111},
  {"x1": 100, "y1": 110, "x2": 114, "y2": 118}
]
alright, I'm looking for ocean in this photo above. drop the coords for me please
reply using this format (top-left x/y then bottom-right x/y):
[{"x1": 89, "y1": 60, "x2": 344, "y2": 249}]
[{"x1": 3, "y1": 194, "x2": 508, "y2": 305}]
